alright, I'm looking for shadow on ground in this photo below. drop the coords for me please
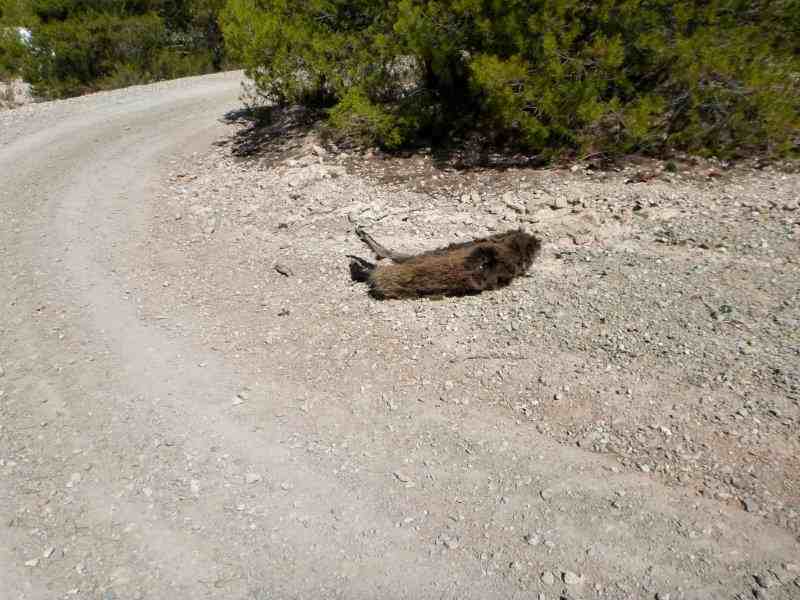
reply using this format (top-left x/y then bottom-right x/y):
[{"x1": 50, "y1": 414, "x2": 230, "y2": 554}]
[
  {"x1": 218, "y1": 104, "x2": 555, "y2": 171},
  {"x1": 219, "y1": 105, "x2": 322, "y2": 161}
]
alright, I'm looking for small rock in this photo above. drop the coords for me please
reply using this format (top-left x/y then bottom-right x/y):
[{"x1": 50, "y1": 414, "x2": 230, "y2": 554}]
[
  {"x1": 274, "y1": 262, "x2": 293, "y2": 277},
  {"x1": 639, "y1": 464, "x2": 651, "y2": 473},
  {"x1": 43, "y1": 546, "x2": 55, "y2": 559},
  {"x1": 540, "y1": 488, "x2": 554, "y2": 500},
  {"x1": 442, "y1": 535, "x2": 459, "y2": 550},
  {"x1": 742, "y1": 498, "x2": 758, "y2": 513},
  {"x1": 393, "y1": 471, "x2": 411, "y2": 483},
  {"x1": 554, "y1": 392, "x2": 564, "y2": 401},
  {"x1": 541, "y1": 571, "x2": 556, "y2": 585},
  {"x1": 563, "y1": 571, "x2": 582, "y2": 585},
  {"x1": 755, "y1": 573, "x2": 779, "y2": 589},
  {"x1": 655, "y1": 593, "x2": 671, "y2": 600},
  {"x1": 231, "y1": 397, "x2": 244, "y2": 406},
  {"x1": 25, "y1": 558, "x2": 39, "y2": 567},
  {"x1": 245, "y1": 473, "x2": 262, "y2": 484},
  {"x1": 501, "y1": 191, "x2": 525, "y2": 213},
  {"x1": 524, "y1": 533, "x2": 540, "y2": 546},
  {"x1": 325, "y1": 165, "x2": 347, "y2": 179}
]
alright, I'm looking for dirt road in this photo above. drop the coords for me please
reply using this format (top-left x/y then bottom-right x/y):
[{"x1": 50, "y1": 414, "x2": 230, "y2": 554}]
[{"x1": 1, "y1": 72, "x2": 799, "y2": 600}]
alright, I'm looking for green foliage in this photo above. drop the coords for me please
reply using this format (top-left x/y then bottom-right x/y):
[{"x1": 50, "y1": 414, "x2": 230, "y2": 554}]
[
  {"x1": 0, "y1": 28, "x2": 24, "y2": 78},
  {"x1": 329, "y1": 87, "x2": 403, "y2": 147},
  {"x1": 223, "y1": 0, "x2": 800, "y2": 158},
  {"x1": 328, "y1": 85, "x2": 434, "y2": 148},
  {"x1": 0, "y1": 1, "x2": 32, "y2": 77},
  {"x1": 0, "y1": 0, "x2": 227, "y2": 98}
]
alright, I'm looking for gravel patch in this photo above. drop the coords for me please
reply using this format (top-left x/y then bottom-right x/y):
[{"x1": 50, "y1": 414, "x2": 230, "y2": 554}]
[
  {"x1": 2, "y1": 72, "x2": 799, "y2": 598},
  {"x1": 144, "y1": 121, "x2": 800, "y2": 539}
]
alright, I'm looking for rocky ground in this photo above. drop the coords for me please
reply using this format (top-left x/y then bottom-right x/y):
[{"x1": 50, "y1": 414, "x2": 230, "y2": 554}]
[
  {"x1": 2, "y1": 73, "x2": 799, "y2": 600},
  {"x1": 0, "y1": 78, "x2": 33, "y2": 110},
  {"x1": 148, "y1": 111, "x2": 800, "y2": 544}
]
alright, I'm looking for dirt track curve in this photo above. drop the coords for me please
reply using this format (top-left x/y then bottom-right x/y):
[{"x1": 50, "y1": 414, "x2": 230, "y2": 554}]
[{"x1": 1, "y1": 72, "x2": 799, "y2": 600}]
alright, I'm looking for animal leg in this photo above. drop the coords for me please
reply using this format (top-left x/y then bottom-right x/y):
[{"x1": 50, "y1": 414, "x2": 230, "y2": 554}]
[{"x1": 355, "y1": 226, "x2": 412, "y2": 263}]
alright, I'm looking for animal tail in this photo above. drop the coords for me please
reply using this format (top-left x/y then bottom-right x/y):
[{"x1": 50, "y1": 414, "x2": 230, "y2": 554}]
[{"x1": 347, "y1": 255, "x2": 376, "y2": 282}]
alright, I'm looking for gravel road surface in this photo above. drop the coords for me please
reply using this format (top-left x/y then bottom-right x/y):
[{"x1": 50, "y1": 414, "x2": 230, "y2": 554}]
[{"x1": 2, "y1": 72, "x2": 799, "y2": 600}]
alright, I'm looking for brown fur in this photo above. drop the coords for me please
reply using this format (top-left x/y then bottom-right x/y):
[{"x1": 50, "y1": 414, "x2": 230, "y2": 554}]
[{"x1": 349, "y1": 228, "x2": 542, "y2": 299}]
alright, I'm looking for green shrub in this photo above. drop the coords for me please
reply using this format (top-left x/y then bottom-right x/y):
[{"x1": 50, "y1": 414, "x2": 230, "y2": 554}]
[
  {"x1": 223, "y1": 0, "x2": 800, "y2": 158},
  {"x1": 329, "y1": 86, "x2": 428, "y2": 148},
  {"x1": 21, "y1": 11, "x2": 166, "y2": 97},
  {"x1": 0, "y1": 1, "x2": 31, "y2": 78},
  {"x1": 0, "y1": 27, "x2": 25, "y2": 78},
  {"x1": 0, "y1": 0, "x2": 226, "y2": 98}
]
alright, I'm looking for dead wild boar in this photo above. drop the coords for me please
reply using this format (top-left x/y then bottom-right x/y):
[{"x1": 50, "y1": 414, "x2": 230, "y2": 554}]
[{"x1": 348, "y1": 227, "x2": 542, "y2": 299}]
